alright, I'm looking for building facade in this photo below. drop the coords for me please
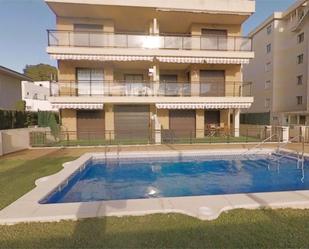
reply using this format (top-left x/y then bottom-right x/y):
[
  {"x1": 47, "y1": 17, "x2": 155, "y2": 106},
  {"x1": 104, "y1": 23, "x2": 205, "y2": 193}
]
[
  {"x1": 0, "y1": 66, "x2": 30, "y2": 110},
  {"x1": 46, "y1": 0, "x2": 255, "y2": 142},
  {"x1": 243, "y1": 0, "x2": 309, "y2": 126},
  {"x1": 22, "y1": 81, "x2": 58, "y2": 111}
]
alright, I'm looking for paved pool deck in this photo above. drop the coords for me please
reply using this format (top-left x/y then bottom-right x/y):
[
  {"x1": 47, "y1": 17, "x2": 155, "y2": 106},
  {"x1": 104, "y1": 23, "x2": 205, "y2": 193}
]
[{"x1": 1, "y1": 146, "x2": 309, "y2": 225}]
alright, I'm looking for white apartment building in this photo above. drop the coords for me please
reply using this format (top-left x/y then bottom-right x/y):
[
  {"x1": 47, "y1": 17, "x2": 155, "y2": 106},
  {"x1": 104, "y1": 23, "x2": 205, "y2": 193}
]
[
  {"x1": 22, "y1": 81, "x2": 58, "y2": 111},
  {"x1": 243, "y1": 0, "x2": 309, "y2": 126}
]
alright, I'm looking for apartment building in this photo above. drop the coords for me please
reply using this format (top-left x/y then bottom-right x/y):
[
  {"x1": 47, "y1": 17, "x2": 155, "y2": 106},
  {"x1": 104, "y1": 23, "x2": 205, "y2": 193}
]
[
  {"x1": 22, "y1": 81, "x2": 58, "y2": 111},
  {"x1": 0, "y1": 66, "x2": 31, "y2": 110},
  {"x1": 46, "y1": 0, "x2": 255, "y2": 142},
  {"x1": 243, "y1": 0, "x2": 309, "y2": 126}
]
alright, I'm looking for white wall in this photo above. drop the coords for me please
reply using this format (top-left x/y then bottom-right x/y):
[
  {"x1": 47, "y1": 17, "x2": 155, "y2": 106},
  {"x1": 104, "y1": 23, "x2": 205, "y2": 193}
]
[
  {"x1": 22, "y1": 81, "x2": 58, "y2": 111},
  {"x1": 0, "y1": 127, "x2": 49, "y2": 156}
]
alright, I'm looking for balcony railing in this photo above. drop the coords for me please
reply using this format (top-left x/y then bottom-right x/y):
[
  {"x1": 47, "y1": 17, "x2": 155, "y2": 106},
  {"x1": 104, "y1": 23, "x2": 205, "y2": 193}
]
[
  {"x1": 47, "y1": 30, "x2": 252, "y2": 52},
  {"x1": 50, "y1": 81, "x2": 252, "y2": 97}
]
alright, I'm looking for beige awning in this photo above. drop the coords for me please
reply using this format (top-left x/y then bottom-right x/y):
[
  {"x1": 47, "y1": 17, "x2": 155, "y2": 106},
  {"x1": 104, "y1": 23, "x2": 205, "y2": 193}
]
[
  {"x1": 156, "y1": 103, "x2": 251, "y2": 109},
  {"x1": 156, "y1": 56, "x2": 250, "y2": 64},
  {"x1": 52, "y1": 103, "x2": 104, "y2": 110},
  {"x1": 50, "y1": 54, "x2": 154, "y2": 62}
]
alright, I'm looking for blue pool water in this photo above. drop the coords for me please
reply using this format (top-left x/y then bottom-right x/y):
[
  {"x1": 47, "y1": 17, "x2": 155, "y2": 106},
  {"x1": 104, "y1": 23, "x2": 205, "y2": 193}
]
[{"x1": 42, "y1": 154, "x2": 309, "y2": 204}]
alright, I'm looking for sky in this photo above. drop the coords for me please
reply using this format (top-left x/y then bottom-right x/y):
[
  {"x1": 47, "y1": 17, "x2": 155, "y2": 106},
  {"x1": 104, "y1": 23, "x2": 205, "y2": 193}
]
[{"x1": 0, "y1": 0, "x2": 298, "y2": 73}]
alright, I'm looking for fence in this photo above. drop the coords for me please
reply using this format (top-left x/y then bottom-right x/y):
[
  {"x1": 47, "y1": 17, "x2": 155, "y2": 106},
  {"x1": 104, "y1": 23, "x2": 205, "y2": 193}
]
[{"x1": 30, "y1": 127, "x2": 283, "y2": 147}]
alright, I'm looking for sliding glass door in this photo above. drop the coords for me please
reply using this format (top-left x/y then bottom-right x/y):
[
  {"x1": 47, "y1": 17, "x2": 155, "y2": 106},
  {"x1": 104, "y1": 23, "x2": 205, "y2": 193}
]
[{"x1": 77, "y1": 68, "x2": 104, "y2": 95}]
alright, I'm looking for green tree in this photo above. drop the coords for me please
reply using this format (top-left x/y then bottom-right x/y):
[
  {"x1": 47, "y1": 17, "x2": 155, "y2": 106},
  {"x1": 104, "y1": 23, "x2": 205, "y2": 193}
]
[
  {"x1": 23, "y1": 64, "x2": 57, "y2": 81},
  {"x1": 15, "y1": 100, "x2": 26, "y2": 111}
]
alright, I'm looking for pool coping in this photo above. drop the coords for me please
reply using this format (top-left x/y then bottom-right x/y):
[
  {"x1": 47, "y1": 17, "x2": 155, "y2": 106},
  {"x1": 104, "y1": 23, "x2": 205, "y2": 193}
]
[{"x1": 1, "y1": 148, "x2": 309, "y2": 225}]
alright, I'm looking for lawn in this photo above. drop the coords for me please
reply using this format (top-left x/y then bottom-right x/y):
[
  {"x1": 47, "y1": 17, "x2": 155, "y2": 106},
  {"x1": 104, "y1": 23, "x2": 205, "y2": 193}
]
[{"x1": 1, "y1": 149, "x2": 309, "y2": 248}]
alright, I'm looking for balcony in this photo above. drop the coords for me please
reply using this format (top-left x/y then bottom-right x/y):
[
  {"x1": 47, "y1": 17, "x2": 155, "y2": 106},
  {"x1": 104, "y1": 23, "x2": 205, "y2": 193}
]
[
  {"x1": 50, "y1": 81, "x2": 252, "y2": 98},
  {"x1": 47, "y1": 30, "x2": 252, "y2": 52}
]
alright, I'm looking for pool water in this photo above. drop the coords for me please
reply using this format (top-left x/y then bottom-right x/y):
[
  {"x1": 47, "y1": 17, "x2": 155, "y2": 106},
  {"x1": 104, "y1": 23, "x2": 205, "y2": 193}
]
[{"x1": 42, "y1": 154, "x2": 309, "y2": 204}]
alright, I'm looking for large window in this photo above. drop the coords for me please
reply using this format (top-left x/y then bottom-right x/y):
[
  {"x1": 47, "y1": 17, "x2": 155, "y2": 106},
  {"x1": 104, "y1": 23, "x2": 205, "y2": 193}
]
[{"x1": 77, "y1": 68, "x2": 104, "y2": 95}]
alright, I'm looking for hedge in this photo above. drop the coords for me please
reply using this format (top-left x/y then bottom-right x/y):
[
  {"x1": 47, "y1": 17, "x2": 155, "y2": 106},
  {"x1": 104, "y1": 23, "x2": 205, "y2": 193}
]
[
  {"x1": 240, "y1": 112, "x2": 270, "y2": 125},
  {"x1": 0, "y1": 110, "x2": 59, "y2": 131}
]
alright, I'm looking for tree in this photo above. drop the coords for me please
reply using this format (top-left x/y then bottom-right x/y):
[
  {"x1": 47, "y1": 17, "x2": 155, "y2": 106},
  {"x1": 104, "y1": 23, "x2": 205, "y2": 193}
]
[
  {"x1": 15, "y1": 100, "x2": 26, "y2": 111},
  {"x1": 23, "y1": 64, "x2": 57, "y2": 81}
]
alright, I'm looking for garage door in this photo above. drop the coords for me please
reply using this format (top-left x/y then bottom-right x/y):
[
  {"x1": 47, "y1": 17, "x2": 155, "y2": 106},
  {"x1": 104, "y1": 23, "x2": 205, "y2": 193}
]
[
  {"x1": 169, "y1": 110, "x2": 196, "y2": 138},
  {"x1": 114, "y1": 105, "x2": 150, "y2": 140},
  {"x1": 77, "y1": 110, "x2": 105, "y2": 140}
]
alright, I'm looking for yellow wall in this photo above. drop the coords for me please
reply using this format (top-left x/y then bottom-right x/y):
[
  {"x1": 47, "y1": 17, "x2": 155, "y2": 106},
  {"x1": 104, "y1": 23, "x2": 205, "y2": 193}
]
[
  {"x1": 220, "y1": 109, "x2": 230, "y2": 129},
  {"x1": 104, "y1": 104, "x2": 115, "y2": 139},
  {"x1": 196, "y1": 109, "x2": 204, "y2": 138},
  {"x1": 157, "y1": 109, "x2": 169, "y2": 129},
  {"x1": 56, "y1": 17, "x2": 114, "y2": 32},
  {"x1": 61, "y1": 109, "x2": 77, "y2": 139}
]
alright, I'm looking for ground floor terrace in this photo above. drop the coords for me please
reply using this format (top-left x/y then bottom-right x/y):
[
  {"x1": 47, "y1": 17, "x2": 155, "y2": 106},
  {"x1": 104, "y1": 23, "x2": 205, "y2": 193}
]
[
  {"x1": 1, "y1": 145, "x2": 309, "y2": 248},
  {"x1": 34, "y1": 104, "x2": 258, "y2": 147}
]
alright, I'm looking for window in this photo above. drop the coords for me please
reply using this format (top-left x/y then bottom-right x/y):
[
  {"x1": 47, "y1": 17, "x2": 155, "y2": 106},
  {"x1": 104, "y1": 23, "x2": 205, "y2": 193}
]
[
  {"x1": 74, "y1": 24, "x2": 103, "y2": 31},
  {"x1": 299, "y1": 115, "x2": 306, "y2": 125},
  {"x1": 297, "y1": 96, "x2": 303, "y2": 105},
  {"x1": 44, "y1": 95, "x2": 47, "y2": 100},
  {"x1": 266, "y1": 44, "x2": 271, "y2": 53},
  {"x1": 267, "y1": 25, "x2": 272, "y2": 35},
  {"x1": 76, "y1": 68, "x2": 104, "y2": 95},
  {"x1": 265, "y1": 98, "x2": 270, "y2": 108},
  {"x1": 297, "y1": 75, "x2": 303, "y2": 85},
  {"x1": 265, "y1": 80, "x2": 271, "y2": 89},
  {"x1": 297, "y1": 54, "x2": 304, "y2": 64},
  {"x1": 265, "y1": 62, "x2": 271, "y2": 72},
  {"x1": 298, "y1": 32, "x2": 304, "y2": 43}
]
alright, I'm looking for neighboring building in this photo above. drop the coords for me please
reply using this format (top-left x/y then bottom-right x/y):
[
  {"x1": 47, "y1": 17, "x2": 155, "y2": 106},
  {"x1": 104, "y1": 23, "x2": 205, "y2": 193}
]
[
  {"x1": 45, "y1": 0, "x2": 255, "y2": 141},
  {"x1": 22, "y1": 81, "x2": 58, "y2": 111},
  {"x1": 0, "y1": 66, "x2": 31, "y2": 110},
  {"x1": 243, "y1": 0, "x2": 309, "y2": 126}
]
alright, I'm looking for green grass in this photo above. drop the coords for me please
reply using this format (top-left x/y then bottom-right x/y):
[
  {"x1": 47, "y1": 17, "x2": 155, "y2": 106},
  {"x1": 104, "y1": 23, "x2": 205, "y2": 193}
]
[
  {"x1": 1, "y1": 210, "x2": 309, "y2": 248},
  {"x1": 0, "y1": 152, "x2": 75, "y2": 210},
  {"x1": 1, "y1": 150, "x2": 309, "y2": 248}
]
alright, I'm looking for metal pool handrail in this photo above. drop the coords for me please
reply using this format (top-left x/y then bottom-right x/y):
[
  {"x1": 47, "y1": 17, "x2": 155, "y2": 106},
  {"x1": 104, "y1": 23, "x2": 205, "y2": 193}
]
[{"x1": 242, "y1": 133, "x2": 279, "y2": 156}]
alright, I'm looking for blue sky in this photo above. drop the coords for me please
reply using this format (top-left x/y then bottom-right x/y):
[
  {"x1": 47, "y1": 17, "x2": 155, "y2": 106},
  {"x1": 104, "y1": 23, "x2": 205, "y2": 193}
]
[{"x1": 0, "y1": 0, "x2": 297, "y2": 73}]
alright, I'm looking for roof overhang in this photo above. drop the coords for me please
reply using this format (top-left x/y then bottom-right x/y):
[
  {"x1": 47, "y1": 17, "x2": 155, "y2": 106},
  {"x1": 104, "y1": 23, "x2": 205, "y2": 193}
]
[
  {"x1": 50, "y1": 53, "x2": 251, "y2": 64},
  {"x1": 52, "y1": 102, "x2": 104, "y2": 109},
  {"x1": 0, "y1": 66, "x2": 32, "y2": 81},
  {"x1": 156, "y1": 102, "x2": 252, "y2": 109},
  {"x1": 45, "y1": 0, "x2": 255, "y2": 15}
]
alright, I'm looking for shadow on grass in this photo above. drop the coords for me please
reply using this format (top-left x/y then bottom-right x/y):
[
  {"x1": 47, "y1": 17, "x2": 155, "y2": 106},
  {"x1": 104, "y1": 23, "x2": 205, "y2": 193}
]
[{"x1": 1, "y1": 210, "x2": 309, "y2": 248}]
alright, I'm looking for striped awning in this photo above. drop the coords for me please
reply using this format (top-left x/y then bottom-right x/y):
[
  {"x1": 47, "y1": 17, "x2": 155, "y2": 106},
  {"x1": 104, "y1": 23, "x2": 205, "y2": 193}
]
[
  {"x1": 50, "y1": 54, "x2": 154, "y2": 62},
  {"x1": 156, "y1": 103, "x2": 251, "y2": 109},
  {"x1": 157, "y1": 56, "x2": 250, "y2": 64},
  {"x1": 52, "y1": 103, "x2": 104, "y2": 110}
]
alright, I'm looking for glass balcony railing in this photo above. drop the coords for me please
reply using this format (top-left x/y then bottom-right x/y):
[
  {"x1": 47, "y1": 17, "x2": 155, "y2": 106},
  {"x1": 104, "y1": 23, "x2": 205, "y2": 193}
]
[
  {"x1": 50, "y1": 81, "x2": 252, "y2": 97},
  {"x1": 47, "y1": 30, "x2": 252, "y2": 52}
]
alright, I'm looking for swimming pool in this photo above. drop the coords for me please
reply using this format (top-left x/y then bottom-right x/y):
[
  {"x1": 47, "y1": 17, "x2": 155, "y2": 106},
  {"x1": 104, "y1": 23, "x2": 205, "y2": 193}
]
[{"x1": 42, "y1": 153, "x2": 309, "y2": 204}]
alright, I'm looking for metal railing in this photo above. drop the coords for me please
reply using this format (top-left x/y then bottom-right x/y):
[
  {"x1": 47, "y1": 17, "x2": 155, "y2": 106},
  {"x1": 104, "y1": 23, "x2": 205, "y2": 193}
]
[
  {"x1": 47, "y1": 30, "x2": 252, "y2": 52},
  {"x1": 50, "y1": 81, "x2": 252, "y2": 97},
  {"x1": 30, "y1": 127, "x2": 271, "y2": 147}
]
